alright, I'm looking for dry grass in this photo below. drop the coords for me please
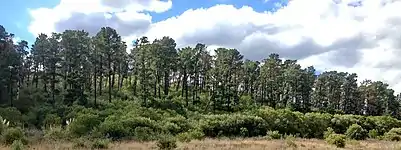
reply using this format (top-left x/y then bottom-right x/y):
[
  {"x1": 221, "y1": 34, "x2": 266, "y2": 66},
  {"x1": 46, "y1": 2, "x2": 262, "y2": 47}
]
[{"x1": 0, "y1": 138, "x2": 400, "y2": 150}]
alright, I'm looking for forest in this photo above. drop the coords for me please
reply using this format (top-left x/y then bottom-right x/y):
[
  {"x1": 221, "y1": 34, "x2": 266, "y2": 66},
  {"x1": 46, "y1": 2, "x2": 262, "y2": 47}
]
[{"x1": 2, "y1": 24, "x2": 401, "y2": 149}]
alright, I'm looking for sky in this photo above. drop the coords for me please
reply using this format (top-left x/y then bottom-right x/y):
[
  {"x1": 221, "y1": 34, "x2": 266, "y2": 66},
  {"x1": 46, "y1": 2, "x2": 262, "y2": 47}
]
[{"x1": 1, "y1": 0, "x2": 401, "y2": 92}]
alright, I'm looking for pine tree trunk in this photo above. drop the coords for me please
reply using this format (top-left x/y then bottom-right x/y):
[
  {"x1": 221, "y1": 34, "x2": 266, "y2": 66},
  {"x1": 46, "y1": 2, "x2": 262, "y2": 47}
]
[
  {"x1": 108, "y1": 54, "x2": 112, "y2": 103},
  {"x1": 164, "y1": 71, "x2": 169, "y2": 96},
  {"x1": 94, "y1": 65, "x2": 97, "y2": 106}
]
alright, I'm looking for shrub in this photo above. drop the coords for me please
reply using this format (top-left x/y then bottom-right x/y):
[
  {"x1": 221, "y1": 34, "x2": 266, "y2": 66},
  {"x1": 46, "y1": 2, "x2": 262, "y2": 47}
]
[
  {"x1": 323, "y1": 127, "x2": 335, "y2": 139},
  {"x1": 43, "y1": 114, "x2": 61, "y2": 127},
  {"x1": 176, "y1": 129, "x2": 204, "y2": 142},
  {"x1": 368, "y1": 129, "x2": 379, "y2": 139},
  {"x1": 325, "y1": 134, "x2": 346, "y2": 148},
  {"x1": 0, "y1": 107, "x2": 22, "y2": 125},
  {"x1": 99, "y1": 116, "x2": 129, "y2": 140},
  {"x1": 157, "y1": 136, "x2": 177, "y2": 150},
  {"x1": 384, "y1": 128, "x2": 401, "y2": 141},
  {"x1": 68, "y1": 113, "x2": 102, "y2": 137},
  {"x1": 240, "y1": 127, "x2": 248, "y2": 137},
  {"x1": 345, "y1": 124, "x2": 367, "y2": 140},
  {"x1": 11, "y1": 140, "x2": 24, "y2": 150},
  {"x1": 2, "y1": 127, "x2": 27, "y2": 145},
  {"x1": 44, "y1": 126, "x2": 68, "y2": 140},
  {"x1": 133, "y1": 127, "x2": 156, "y2": 141},
  {"x1": 91, "y1": 139, "x2": 110, "y2": 149},
  {"x1": 304, "y1": 113, "x2": 332, "y2": 138},
  {"x1": 199, "y1": 114, "x2": 267, "y2": 137},
  {"x1": 331, "y1": 115, "x2": 362, "y2": 134},
  {"x1": 266, "y1": 130, "x2": 281, "y2": 139},
  {"x1": 285, "y1": 135, "x2": 297, "y2": 148},
  {"x1": 368, "y1": 116, "x2": 401, "y2": 135}
]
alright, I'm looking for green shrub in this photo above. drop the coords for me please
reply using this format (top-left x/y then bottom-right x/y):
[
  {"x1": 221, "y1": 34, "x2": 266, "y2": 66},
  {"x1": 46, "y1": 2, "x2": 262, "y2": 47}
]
[
  {"x1": 331, "y1": 115, "x2": 362, "y2": 134},
  {"x1": 0, "y1": 107, "x2": 22, "y2": 126},
  {"x1": 11, "y1": 140, "x2": 24, "y2": 150},
  {"x1": 240, "y1": 127, "x2": 248, "y2": 137},
  {"x1": 2, "y1": 127, "x2": 27, "y2": 145},
  {"x1": 133, "y1": 127, "x2": 156, "y2": 141},
  {"x1": 323, "y1": 127, "x2": 335, "y2": 139},
  {"x1": 256, "y1": 108, "x2": 305, "y2": 136},
  {"x1": 368, "y1": 129, "x2": 379, "y2": 139},
  {"x1": 325, "y1": 134, "x2": 346, "y2": 148},
  {"x1": 99, "y1": 116, "x2": 129, "y2": 140},
  {"x1": 384, "y1": 128, "x2": 401, "y2": 141},
  {"x1": 91, "y1": 139, "x2": 110, "y2": 149},
  {"x1": 43, "y1": 114, "x2": 61, "y2": 127},
  {"x1": 266, "y1": 130, "x2": 281, "y2": 139},
  {"x1": 68, "y1": 113, "x2": 102, "y2": 137},
  {"x1": 176, "y1": 129, "x2": 204, "y2": 142},
  {"x1": 304, "y1": 113, "x2": 332, "y2": 138},
  {"x1": 345, "y1": 124, "x2": 367, "y2": 140},
  {"x1": 157, "y1": 136, "x2": 177, "y2": 150},
  {"x1": 44, "y1": 126, "x2": 68, "y2": 140},
  {"x1": 368, "y1": 116, "x2": 401, "y2": 135},
  {"x1": 199, "y1": 114, "x2": 267, "y2": 137},
  {"x1": 285, "y1": 135, "x2": 297, "y2": 148}
]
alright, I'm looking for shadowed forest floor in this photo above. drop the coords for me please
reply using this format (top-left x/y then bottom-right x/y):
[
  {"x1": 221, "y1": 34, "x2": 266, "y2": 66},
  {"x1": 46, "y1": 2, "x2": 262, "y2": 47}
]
[{"x1": 2, "y1": 138, "x2": 401, "y2": 150}]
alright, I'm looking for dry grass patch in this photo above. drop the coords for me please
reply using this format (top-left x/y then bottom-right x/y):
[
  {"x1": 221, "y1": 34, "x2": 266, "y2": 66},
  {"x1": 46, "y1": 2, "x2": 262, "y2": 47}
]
[{"x1": 0, "y1": 138, "x2": 400, "y2": 150}]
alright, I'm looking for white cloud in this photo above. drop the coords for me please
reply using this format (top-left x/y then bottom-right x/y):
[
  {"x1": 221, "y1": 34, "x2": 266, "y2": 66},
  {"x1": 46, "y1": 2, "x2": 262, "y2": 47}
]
[
  {"x1": 28, "y1": 0, "x2": 401, "y2": 93},
  {"x1": 28, "y1": 0, "x2": 172, "y2": 36}
]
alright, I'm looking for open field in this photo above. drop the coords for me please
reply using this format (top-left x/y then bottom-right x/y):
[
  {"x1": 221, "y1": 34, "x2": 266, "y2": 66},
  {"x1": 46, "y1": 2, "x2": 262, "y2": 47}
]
[{"x1": 1, "y1": 138, "x2": 401, "y2": 150}]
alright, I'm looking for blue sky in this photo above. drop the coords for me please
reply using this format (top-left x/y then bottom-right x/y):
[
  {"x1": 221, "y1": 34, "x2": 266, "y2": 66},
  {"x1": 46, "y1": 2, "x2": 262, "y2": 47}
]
[{"x1": 0, "y1": 0, "x2": 287, "y2": 45}]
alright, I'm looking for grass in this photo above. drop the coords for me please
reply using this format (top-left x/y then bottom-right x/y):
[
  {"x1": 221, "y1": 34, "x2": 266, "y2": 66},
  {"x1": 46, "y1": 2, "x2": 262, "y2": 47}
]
[{"x1": 0, "y1": 138, "x2": 400, "y2": 150}]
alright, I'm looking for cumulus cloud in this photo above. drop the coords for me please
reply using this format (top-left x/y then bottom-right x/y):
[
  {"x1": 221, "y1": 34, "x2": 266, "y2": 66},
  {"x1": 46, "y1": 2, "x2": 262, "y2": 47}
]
[
  {"x1": 28, "y1": 0, "x2": 171, "y2": 36},
  {"x1": 28, "y1": 0, "x2": 401, "y2": 92}
]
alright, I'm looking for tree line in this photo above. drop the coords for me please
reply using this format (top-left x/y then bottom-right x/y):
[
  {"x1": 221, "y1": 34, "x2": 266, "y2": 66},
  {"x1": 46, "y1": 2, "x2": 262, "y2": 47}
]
[{"x1": 1, "y1": 24, "x2": 400, "y2": 120}]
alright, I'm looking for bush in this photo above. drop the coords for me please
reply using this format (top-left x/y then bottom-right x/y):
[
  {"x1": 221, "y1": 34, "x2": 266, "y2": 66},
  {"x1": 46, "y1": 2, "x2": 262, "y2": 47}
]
[
  {"x1": 384, "y1": 128, "x2": 401, "y2": 141},
  {"x1": 68, "y1": 113, "x2": 102, "y2": 137},
  {"x1": 323, "y1": 127, "x2": 335, "y2": 139},
  {"x1": 2, "y1": 127, "x2": 27, "y2": 145},
  {"x1": 99, "y1": 116, "x2": 129, "y2": 140},
  {"x1": 133, "y1": 127, "x2": 156, "y2": 141},
  {"x1": 91, "y1": 139, "x2": 110, "y2": 149},
  {"x1": 44, "y1": 126, "x2": 68, "y2": 140},
  {"x1": 11, "y1": 140, "x2": 24, "y2": 150},
  {"x1": 240, "y1": 127, "x2": 248, "y2": 137},
  {"x1": 157, "y1": 136, "x2": 177, "y2": 150},
  {"x1": 368, "y1": 129, "x2": 379, "y2": 139},
  {"x1": 199, "y1": 114, "x2": 267, "y2": 137},
  {"x1": 0, "y1": 107, "x2": 22, "y2": 126},
  {"x1": 256, "y1": 108, "x2": 305, "y2": 136},
  {"x1": 345, "y1": 124, "x2": 367, "y2": 140},
  {"x1": 285, "y1": 135, "x2": 297, "y2": 148},
  {"x1": 304, "y1": 113, "x2": 332, "y2": 138},
  {"x1": 266, "y1": 130, "x2": 281, "y2": 139},
  {"x1": 325, "y1": 134, "x2": 346, "y2": 148},
  {"x1": 368, "y1": 116, "x2": 401, "y2": 135},
  {"x1": 43, "y1": 114, "x2": 61, "y2": 127},
  {"x1": 176, "y1": 129, "x2": 204, "y2": 142}
]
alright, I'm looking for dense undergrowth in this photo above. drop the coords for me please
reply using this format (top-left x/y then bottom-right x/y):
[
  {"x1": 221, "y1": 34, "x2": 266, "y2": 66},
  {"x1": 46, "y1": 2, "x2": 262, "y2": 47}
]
[{"x1": 1, "y1": 95, "x2": 401, "y2": 149}]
